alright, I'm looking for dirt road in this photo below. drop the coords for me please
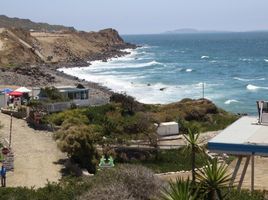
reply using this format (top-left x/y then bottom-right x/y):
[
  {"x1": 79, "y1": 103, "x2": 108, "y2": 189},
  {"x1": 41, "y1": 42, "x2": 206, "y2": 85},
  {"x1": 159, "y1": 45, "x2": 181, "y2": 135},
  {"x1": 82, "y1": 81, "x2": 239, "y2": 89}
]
[{"x1": 0, "y1": 112, "x2": 66, "y2": 188}]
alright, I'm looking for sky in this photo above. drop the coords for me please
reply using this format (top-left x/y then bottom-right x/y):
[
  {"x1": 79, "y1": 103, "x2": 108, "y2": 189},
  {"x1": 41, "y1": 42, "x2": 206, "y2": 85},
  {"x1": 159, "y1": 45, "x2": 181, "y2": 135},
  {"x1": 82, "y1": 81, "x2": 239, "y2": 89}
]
[{"x1": 1, "y1": 0, "x2": 268, "y2": 34}]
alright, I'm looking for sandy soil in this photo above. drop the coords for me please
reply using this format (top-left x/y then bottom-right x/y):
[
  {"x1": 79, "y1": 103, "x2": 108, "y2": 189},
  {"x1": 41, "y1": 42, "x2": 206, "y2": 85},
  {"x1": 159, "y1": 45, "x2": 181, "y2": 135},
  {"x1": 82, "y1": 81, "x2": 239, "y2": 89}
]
[
  {"x1": 229, "y1": 156, "x2": 268, "y2": 190},
  {"x1": 0, "y1": 28, "x2": 4, "y2": 50},
  {"x1": 158, "y1": 156, "x2": 268, "y2": 190},
  {"x1": 0, "y1": 40, "x2": 3, "y2": 51},
  {"x1": 0, "y1": 112, "x2": 66, "y2": 188}
]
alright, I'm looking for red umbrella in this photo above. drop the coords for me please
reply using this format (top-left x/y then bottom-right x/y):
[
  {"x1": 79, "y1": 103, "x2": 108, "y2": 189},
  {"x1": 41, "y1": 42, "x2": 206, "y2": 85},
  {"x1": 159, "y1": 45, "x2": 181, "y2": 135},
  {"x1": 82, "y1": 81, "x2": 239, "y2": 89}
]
[{"x1": 8, "y1": 91, "x2": 23, "y2": 97}]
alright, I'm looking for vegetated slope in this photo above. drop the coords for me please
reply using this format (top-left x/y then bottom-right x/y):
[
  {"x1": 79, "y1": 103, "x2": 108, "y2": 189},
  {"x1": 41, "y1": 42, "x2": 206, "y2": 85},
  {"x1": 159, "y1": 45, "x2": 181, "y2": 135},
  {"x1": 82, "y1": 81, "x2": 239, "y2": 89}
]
[
  {"x1": 0, "y1": 27, "x2": 133, "y2": 66},
  {"x1": 152, "y1": 98, "x2": 238, "y2": 132},
  {"x1": 48, "y1": 97, "x2": 238, "y2": 138},
  {"x1": 0, "y1": 15, "x2": 75, "y2": 32}
]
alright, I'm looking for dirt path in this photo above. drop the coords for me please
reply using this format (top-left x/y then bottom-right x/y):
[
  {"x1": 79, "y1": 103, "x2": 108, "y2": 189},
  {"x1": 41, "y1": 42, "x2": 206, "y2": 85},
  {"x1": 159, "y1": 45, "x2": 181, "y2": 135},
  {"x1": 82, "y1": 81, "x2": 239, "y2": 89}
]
[
  {"x1": 228, "y1": 156, "x2": 268, "y2": 190},
  {"x1": 0, "y1": 112, "x2": 66, "y2": 188}
]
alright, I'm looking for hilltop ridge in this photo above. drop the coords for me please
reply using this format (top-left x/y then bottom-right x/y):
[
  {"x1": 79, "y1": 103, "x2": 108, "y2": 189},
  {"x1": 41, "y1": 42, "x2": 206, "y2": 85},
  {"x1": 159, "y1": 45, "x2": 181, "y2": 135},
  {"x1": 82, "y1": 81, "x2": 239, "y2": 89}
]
[{"x1": 0, "y1": 15, "x2": 75, "y2": 32}]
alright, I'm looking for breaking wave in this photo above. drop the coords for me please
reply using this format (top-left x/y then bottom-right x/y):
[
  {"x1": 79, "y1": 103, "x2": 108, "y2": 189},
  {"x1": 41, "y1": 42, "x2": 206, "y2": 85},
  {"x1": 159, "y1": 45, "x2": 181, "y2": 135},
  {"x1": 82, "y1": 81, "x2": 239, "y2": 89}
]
[
  {"x1": 224, "y1": 99, "x2": 239, "y2": 105},
  {"x1": 234, "y1": 77, "x2": 265, "y2": 82},
  {"x1": 246, "y1": 84, "x2": 268, "y2": 91},
  {"x1": 186, "y1": 68, "x2": 193, "y2": 72}
]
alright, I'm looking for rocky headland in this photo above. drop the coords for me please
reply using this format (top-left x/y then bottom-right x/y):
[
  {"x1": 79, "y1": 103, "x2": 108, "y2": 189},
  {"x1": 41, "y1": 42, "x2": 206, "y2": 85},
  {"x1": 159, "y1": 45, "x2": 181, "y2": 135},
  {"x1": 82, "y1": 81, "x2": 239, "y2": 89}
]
[{"x1": 0, "y1": 15, "x2": 136, "y2": 95}]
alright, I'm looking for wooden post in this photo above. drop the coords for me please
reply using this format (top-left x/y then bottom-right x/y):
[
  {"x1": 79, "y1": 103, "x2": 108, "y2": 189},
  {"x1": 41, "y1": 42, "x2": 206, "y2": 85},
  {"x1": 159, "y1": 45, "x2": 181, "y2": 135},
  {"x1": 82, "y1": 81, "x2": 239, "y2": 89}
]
[
  {"x1": 251, "y1": 153, "x2": 255, "y2": 192},
  {"x1": 238, "y1": 156, "x2": 250, "y2": 191},
  {"x1": 230, "y1": 156, "x2": 242, "y2": 187}
]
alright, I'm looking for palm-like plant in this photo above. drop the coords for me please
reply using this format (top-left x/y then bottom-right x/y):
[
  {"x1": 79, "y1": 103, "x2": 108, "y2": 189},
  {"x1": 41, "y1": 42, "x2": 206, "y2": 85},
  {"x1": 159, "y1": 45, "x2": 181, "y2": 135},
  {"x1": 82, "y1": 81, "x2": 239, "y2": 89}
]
[
  {"x1": 196, "y1": 158, "x2": 232, "y2": 200},
  {"x1": 183, "y1": 128, "x2": 203, "y2": 184},
  {"x1": 161, "y1": 178, "x2": 199, "y2": 200}
]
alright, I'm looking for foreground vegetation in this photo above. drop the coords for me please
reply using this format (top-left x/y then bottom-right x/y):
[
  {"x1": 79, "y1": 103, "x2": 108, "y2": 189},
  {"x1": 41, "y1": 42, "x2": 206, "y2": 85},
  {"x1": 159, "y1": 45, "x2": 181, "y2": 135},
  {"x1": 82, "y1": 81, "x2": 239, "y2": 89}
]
[
  {"x1": 116, "y1": 148, "x2": 206, "y2": 173},
  {"x1": 0, "y1": 164, "x2": 265, "y2": 200},
  {"x1": 43, "y1": 94, "x2": 238, "y2": 173}
]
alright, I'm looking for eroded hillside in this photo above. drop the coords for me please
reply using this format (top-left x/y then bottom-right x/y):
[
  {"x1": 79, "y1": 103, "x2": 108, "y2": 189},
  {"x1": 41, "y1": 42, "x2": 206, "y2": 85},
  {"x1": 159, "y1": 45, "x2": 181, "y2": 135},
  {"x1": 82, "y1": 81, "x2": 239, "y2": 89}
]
[{"x1": 0, "y1": 28, "x2": 134, "y2": 67}]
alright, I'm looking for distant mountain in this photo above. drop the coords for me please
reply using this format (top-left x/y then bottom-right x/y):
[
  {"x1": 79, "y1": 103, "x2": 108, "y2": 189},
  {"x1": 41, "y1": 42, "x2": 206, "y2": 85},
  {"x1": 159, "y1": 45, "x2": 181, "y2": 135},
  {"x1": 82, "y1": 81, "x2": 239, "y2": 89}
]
[
  {"x1": 164, "y1": 28, "x2": 199, "y2": 34},
  {"x1": 0, "y1": 15, "x2": 75, "y2": 32},
  {"x1": 163, "y1": 28, "x2": 232, "y2": 34}
]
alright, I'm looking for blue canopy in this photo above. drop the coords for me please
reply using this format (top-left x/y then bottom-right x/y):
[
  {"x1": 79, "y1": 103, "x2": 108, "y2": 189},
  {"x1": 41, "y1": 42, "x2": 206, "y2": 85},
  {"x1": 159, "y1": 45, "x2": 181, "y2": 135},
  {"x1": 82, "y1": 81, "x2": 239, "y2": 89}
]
[{"x1": 1, "y1": 88, "x2": 13, "y2": 94}]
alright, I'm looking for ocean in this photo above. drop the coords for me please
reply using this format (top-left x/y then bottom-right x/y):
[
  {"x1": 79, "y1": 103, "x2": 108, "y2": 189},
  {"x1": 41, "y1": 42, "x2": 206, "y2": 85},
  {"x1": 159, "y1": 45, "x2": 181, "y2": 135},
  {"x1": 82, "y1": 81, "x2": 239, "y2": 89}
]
[{"x1": 60, "y1": 32, "x2": 268, "y2": 115}]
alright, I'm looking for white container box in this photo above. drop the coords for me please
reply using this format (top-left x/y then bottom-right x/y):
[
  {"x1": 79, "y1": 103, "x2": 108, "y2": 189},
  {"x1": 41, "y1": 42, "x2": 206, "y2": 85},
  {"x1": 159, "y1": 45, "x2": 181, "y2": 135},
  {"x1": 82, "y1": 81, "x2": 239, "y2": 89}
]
[{"x1": 156, "y1": 122, "x2": 179, "y2": 136}]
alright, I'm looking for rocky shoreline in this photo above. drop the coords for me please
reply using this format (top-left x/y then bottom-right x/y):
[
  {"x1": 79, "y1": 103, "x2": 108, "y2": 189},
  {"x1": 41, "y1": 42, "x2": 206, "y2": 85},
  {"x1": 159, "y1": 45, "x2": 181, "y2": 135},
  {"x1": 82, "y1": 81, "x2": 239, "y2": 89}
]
[{"x1": 0, "y1": 42, "x2": 136, "y2": 97}]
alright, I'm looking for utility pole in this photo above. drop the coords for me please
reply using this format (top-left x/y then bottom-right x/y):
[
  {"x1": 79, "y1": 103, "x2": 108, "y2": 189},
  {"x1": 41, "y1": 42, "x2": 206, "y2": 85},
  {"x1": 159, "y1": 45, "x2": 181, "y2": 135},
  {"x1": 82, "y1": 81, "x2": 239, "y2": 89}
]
[{"x1": 9, "y1": 113, "x2": 13, "y2": 148}]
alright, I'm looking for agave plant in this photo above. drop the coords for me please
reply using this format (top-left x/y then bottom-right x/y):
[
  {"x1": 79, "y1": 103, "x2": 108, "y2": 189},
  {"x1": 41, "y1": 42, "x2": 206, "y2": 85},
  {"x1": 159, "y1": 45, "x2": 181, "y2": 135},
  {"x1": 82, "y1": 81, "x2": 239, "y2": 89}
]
[
  {"x1": 196, "y1": 158, "x2": 232, "y2": 200},
  {"x1": 161, "y1": 178, "x2": 199, "y2": 200},
  {"x1": 183, "y1": 128, "x2": 204, "y2": 184}
]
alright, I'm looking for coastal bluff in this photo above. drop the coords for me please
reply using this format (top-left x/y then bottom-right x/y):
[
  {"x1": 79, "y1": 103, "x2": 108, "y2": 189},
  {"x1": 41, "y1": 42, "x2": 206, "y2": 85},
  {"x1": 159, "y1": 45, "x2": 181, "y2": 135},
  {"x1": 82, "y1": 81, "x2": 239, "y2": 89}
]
[
  {"x1": 0, "y1": 15, "x2": 135, "y2": 67},
  {"x1": 0, "y1": 28, "x2": 134, "y2": 67}
]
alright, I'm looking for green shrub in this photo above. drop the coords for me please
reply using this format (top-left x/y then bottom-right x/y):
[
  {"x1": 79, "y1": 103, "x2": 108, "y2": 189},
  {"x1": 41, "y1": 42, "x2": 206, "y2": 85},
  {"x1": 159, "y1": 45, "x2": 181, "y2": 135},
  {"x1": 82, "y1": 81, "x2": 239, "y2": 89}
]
[
  {"x1": 226, "y1": 189, "x2": 266, "y2": 200},
  {"x1": 117, "y1": 149, "x2": 207, "y2": 173},
  {"x1": 39, "y1": 87, "x2": 69, "y2": 102},
  {"x1": 55, "y1": 125, "x2": 101, "y2": 173}
]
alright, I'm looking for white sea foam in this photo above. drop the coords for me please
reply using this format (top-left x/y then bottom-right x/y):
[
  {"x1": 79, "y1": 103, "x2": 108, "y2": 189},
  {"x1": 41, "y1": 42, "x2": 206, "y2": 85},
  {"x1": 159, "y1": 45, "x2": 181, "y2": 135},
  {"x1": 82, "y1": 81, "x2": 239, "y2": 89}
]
[
  {"x1": 264, "y1": 59, "x2": 268, "y2": 63},
  {"x1": 224, "y1": 99, "x2": 239, "y2": 105},
  {"x1": 58, "y1": 46, "x2": 223, "y2": 104},
  {"x1": 239, "y1": 58, "x2": 252, "y2": 62},
  {"x1": 186, "y1": 68, "x2": 193, "y2": 72},
  {"x1": 88, "y1": 60, "x2": 163, "y2": 70},
  {"x1": 234, "y1": 77, "x2": 265, "y2": 82},
  {"x1": 59, "y1": 63, "x2": 219, "y2": 104},
  {"x1": 209, "y1": 60, "x2": 217, "y2": 63},
  {"x1": 201, "y1": 56, "x2": 209, "y2": 59},
  {"x1": 246, "y1": 84, "x2": 268, "y2": 91}
]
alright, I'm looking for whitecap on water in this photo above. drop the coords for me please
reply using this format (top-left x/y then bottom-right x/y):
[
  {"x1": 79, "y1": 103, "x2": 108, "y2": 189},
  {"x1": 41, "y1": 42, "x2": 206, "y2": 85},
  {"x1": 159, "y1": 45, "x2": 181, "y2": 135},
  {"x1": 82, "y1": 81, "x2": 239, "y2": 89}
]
[
  {"x1": 201, "y1": 56, "x2": 209, "y2": 59},
  {"x1": 224, "y1": 99, "x2": 239, "y2": 105},
  {"x1": 246, "y1": 84, "x2": 268, "y2": 91},
  {"x1": 239, "y1": 58, "x2": 252, "y2": 62},
  {"x1": 186, "y1": 68, "x2": 193, "y2": 72},
  {"x1": 234, "y1": 77, "x2": 265, "y2": 82}
]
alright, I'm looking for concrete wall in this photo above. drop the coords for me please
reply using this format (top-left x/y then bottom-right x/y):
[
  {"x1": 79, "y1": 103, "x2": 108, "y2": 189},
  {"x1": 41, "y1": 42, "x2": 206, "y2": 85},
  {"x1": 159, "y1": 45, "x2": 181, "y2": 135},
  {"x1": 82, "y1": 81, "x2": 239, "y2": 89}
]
[{"x1": 0, "y1": 93, "x2": 7, "y2": 108}]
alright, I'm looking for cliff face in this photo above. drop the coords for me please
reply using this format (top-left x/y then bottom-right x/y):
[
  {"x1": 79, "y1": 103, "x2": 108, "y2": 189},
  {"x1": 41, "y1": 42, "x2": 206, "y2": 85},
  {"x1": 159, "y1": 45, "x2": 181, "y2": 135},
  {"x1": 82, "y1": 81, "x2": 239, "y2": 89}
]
[{"x1": 0, "y1": 28, "x2": 134, "y2": 67}]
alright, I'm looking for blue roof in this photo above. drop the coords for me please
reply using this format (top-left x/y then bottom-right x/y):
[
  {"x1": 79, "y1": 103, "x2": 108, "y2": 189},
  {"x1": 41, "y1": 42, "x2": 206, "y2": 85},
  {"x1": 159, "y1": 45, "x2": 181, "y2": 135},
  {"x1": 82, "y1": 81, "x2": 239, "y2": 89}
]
[{"x1": 1, "y1": 88, "x2": 13, "y2": 93}]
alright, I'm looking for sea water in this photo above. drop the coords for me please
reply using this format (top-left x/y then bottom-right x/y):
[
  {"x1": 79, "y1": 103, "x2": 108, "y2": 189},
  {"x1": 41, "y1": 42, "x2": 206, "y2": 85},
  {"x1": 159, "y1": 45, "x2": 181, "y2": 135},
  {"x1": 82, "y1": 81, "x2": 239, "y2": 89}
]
[{"x1": 60, "y1": 32, "x2": 268, "y2": 115}]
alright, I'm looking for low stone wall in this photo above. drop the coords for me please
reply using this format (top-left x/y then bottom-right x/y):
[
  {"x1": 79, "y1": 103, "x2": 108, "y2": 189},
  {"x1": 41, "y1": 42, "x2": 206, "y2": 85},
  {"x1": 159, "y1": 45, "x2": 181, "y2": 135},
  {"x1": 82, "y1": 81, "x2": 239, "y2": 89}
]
[{"x1": 1, "y1": 109, "x2": 27, "y2": 119}]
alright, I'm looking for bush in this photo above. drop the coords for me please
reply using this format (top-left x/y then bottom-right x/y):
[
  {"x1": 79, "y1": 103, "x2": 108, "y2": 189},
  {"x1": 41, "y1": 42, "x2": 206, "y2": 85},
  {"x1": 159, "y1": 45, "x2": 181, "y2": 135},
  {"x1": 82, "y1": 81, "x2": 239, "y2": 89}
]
[
  {"x1": 82, "y1": 164, "x2": 162, "y2": 200},
  {"x1": 55, "y1": 125, "x2": 101, "y2": 173},
  {"x1": 110, "y1": 93, "x2": 140, "y2": 114},
  {"x1": 226, "y1": 189, "x2": 266, "y2": 200},
  {"x1": 77, "y1": 182, "x2": 135, "y2": 200},
  {"x1": 116, "y1": 149, "x2": 208, "y2": 173},
  {"x1": 39, "y1": 87, "x2": 69, "y2": 102},
  {"x1": 48, "y1": 109, "x2": 89, "y2": 126}
]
